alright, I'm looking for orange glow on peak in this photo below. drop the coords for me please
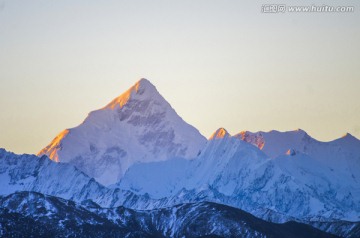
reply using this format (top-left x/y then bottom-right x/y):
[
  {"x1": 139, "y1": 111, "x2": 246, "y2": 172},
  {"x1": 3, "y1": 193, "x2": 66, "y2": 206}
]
[
  {"x1": 286, "y1": 149, "x2": 296, "y2": 156},
  {"x1": 342, "y1": 133, "x2": 351, "y2": 138},
  {"x1": 51, "y1": 130, "x2": 69, "y2": 146},
  {"x1": 238, "y1": 131, "x2": 247, "y2": 140},
  {"x1": 104, "y1": 88, "x2": 133, "y2": 110},
  {"x1": 37, "y1": 129, "x2": 69, "y2": 162},
  {"x1": 103, "y1": 78, "x2": 147, "y2": 110},
  {"x1": 235, "y1": 131, "x2": 265, "y2": 150},
  {"x1": 209, "y1": 128, "x2": 229, "y2": 140}
]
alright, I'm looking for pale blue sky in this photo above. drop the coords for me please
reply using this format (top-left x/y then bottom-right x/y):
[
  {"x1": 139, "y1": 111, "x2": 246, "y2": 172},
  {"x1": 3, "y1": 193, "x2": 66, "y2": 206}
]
[{"x1": 0, "y1": 0, "x2": 359, "y2": 153}]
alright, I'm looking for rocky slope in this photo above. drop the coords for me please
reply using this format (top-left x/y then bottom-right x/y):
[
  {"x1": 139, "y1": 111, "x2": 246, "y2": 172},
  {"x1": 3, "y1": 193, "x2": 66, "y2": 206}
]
[{"x1": 0, "y1": 191, "x2": 341, "y2": 238}]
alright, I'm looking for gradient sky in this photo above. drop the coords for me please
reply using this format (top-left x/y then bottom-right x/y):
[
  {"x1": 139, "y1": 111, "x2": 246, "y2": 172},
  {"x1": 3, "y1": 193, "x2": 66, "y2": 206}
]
[{"x1": 0, "y1": 0, "x2": 359, "y2": 154}]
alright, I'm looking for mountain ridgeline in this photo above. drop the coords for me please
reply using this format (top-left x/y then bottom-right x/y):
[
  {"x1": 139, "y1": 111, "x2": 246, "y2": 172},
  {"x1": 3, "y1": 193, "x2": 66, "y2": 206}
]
[
  {"x1": 1, "y1": 78, "x2": 360, "y2": 237},
  {"x1": 0, "y1": 191, "x2": 343, "y2": 238}
]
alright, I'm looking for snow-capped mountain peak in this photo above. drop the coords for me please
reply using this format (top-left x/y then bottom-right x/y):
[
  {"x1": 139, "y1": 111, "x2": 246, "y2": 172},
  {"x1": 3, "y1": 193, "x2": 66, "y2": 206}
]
[
  {"x1": 339, "y1": 132, "x2": 358, "y2": 142},
  {"x1": 329, "y1": 132, "x2": 360, "y2": 152},
  {"x1": 38, "y1": 78, "x2": 206, "y2": 185},
  {"x1": 209, "y1": 128, "x2": 230, "y2": 140},
  {"x1": 104, "y1": 78, "x2": 157, "y2": 110},
  {"x1": 342, "y1": 132, "x2": 353, "y2": 138}
]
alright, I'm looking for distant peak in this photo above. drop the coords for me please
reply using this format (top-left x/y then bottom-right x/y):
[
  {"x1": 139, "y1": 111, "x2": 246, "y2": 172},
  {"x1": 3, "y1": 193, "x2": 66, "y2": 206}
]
[
  {"x1": 236, "y1": 130, "x2": 255, "y2": 138},
  {"x1": 340, "y1": 132, "x2": 359, "y2": 141},
  {"x1": 138, "y1": 77, "x2": 151, "y2": 84},
  {"x1": 237, "y1": 131, "x2": 248, "y2": 137},
  {"x1": 342, "y1": 132, "x2": 353, "y2": 138},
  {"x1": 209, "y1": 128, "x2": 230, "y2": 140},
  {"x1": 290, "y1": 129, "x2": 309, "y2": 138},
  {"x1": 104, "y1": 78, "x2": 158, "y2": 110},
  {"x1": 286, "y1": 149, "x2": 296, "y2": 156},
  {"x1": 234, "y1": 130, "x2": 265, "y2": 150},
  {"x1": 294, "y1": 128, "x2": 305, "y2": 133}
]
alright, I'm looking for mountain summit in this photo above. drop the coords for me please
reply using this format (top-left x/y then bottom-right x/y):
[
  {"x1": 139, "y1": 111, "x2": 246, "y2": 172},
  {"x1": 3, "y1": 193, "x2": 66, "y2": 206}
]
[
  {"x1": 209, "y1": 128, "x2": 230, "y2": 140},
  {"x1": 104, "y1": 78, "x2": 157, "y2": 110},
  {"x1": 38, "y1": 78, "x2": 206, "y2": 185}
]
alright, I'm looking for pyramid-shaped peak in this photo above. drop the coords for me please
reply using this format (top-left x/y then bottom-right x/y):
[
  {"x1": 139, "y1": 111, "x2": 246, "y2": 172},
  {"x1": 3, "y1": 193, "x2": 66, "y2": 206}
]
[
  {"x1": 342, "y1": 132, "x2": 355, "y2": 139},
  {"x1": 286, "y1": 149, "x2": 296, "y2": 156},
  {"x1": 209, "y1": 128, "x2": 230, "y2": 140},
  {"x1": 38, "y1": 77, "x2": 207, "y2": 185},
  {"x1": 336, "y1": 132, "x2": 360, "y2": 143},
  {"x1": 135, "y1": 78, "x2": 156, "y2": 90},
  {"x1": 104, "y1": 78, "x2": 159, "y2": 110}
]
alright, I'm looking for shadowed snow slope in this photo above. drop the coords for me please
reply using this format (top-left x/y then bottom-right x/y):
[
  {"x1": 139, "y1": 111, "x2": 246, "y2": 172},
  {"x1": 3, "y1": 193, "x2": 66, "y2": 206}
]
[
  {"x1": 235, "y1": 129, "x2": 360, "y2": 189},
  {"x1": 0, "y1": 191, "x2": 340, "y2": 238},
  {"x1": 117, "y1": 128, "x2": 360, "y2": 222},
  {"x1": 38, "y1": 78, "x2": 206, "y2": 185},
  {"x1": 0, "y1": 147, "x2": 357, "y2": 236},
  {"x1": 0, "y1": 148, "x2": 109, "y2": 201}
]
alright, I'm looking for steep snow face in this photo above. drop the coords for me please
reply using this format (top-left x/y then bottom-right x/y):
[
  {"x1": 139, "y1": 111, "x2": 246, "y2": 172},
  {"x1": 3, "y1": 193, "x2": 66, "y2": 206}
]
[
  {"x1": 117, "y1": 128, "x2": 360, "y2": 221},
  {"x1": 0, "y1": 148, "x2": 109, "y2": 202},
  {"x1": 118, "y1": 130, "x2": 268, "y2": 199},
  {"x1": 38, "y1": 78, "x2": 206, "y2": 185}
]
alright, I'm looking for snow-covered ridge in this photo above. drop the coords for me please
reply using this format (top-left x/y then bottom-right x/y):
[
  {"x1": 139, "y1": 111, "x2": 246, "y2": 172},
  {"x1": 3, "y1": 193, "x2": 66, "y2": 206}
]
[
  {"x1": 234, "y1": 128, "x2": 360, "y2": 157},
  {"x1": 1, "y1": 191, "x2": 341, "y2": 238},
  {"x1": 235, "y1": 129, "x2": 360, "y2": 186},
  {"x1": 116, "y1": 127, "x2": 360, "y2": 221},
  {"x1": 0, "y1": 148, "x2": 148, "y2": 208},
  {"x1": 38, "y1": 78, "x2": 206, "y2": 185},
  {"x1": 1, "y1": 146, "x2": 359, "y2": 236},
  {"x1": 0, "y1": 148, "x2": 108, "y2": 201}
]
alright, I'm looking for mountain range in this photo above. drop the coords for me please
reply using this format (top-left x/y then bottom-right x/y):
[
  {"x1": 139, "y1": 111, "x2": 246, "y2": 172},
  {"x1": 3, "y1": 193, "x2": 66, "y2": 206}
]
[
  {"x1": 1, "y1": 191, "x2": 343, "y2": 238},
  {"x1": 1, "y1": 78, "x2": 359, "y2": 237}
]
